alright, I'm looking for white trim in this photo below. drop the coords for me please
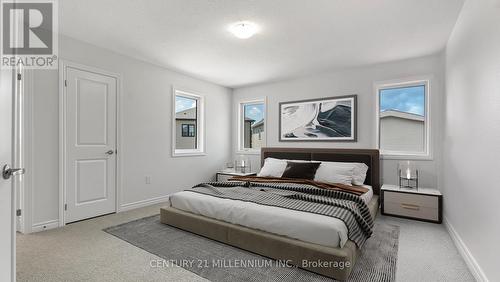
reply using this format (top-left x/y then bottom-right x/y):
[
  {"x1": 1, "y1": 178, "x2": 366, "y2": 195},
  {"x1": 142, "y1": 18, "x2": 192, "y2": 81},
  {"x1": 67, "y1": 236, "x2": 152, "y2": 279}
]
[
  {"x1": 236, "y1": 97, "x2": 267, "y2": 154},
  {"x1": 374, "y1": 76, "x2": 432, "y2": 160},
  {"x1": 13, "y1": 67, "x2": 25, "y2": 234},
  {"x1": 59, "y1": 60, "x2": 123, "y2": 226},
  {"x1": 20, "y1": 69, "x2": 34, "y2": 234},
  {"x1": 115, "y1": 68, "x2": 124, "y2": 212},
  {"x1": 11, "y1": 68, "x2": 19, "y2": 282},
  {"x1": 120, "y1": 195, "x2": 170, "y2": 212},
  {"x1": 31, "y1": 220, "x2": 59, "y2": 233},
  {"x1": 58, "y1": 60, "x2": 65, "y2": 227},
  {"x1": 444, "y1": 216, "x2": 488, "y2": 282},
  {"x1": 172, "y1": 87, "x2": 206, "y2": 157}
]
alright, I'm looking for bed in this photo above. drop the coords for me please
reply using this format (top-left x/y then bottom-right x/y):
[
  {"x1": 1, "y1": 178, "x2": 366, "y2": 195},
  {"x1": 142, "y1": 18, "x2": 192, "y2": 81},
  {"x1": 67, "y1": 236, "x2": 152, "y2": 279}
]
[{"x1": 160, "y1": 148, "x2": 380, "y2": 280}]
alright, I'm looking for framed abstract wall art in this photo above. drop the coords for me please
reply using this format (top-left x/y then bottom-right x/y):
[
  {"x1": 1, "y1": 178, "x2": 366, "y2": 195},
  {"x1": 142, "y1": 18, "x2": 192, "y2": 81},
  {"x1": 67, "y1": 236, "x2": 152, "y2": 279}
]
[{"x1": 279, "y1": 95, "x2": 357, "y2": 141}]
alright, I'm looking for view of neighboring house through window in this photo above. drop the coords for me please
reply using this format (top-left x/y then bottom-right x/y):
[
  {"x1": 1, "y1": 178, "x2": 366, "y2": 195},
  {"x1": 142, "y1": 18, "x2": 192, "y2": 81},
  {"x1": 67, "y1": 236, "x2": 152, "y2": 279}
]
[
  {"x1": 240, "y1": 101, "x2": 265, "y2": 151},
  {"x1": 378, "y1": 81, "x2": 428, "y2": 156},
  {"x1": 181, "y1": 124, "x2": 195, "y2": 137},
  {"x1": 175, "y1": 95, "x2": 198, "y2": 149}
]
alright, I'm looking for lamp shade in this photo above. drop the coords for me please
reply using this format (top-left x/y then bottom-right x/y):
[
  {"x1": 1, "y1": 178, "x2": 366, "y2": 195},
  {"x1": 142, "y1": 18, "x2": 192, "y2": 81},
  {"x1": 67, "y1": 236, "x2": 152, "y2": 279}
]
[
  {"x1": 235, "y1": 155, "x2": 251, "y2": 173},
  {"x1": 399, "y1": 161, "x2": 417, "y2": 179}
]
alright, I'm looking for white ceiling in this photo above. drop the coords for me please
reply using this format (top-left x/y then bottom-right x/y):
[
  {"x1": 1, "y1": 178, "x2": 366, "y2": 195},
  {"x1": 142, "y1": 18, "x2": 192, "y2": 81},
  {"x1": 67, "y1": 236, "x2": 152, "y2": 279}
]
[{"x1": 59, "y1": 0, "x2": 464, "y2": 88}]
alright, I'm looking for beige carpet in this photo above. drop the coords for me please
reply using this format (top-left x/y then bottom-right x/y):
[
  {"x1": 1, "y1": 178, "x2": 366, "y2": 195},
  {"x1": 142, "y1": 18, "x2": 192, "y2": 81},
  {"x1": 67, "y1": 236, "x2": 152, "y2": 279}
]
[
  {"x1": 104, "y1": 215, "x2": 399, "y2": 281},
  {"x1": 17, "y1": 203, "x2": 474, "y2": 282},
  {"x1": 16, "y1": 203, "x2": 208, "y2": 282}
]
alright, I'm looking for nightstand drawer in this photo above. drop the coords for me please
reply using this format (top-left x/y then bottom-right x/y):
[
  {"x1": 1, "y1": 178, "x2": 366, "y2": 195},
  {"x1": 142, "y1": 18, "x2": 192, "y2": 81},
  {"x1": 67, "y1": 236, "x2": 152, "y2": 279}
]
[
  {"x1": 384, "y1": 202, "x2": 439, "y2": 221},
  {"x1": 381, "y1": 184, "x2": 442, "y2": 223},
  {"x1": 384, "y1": 191, "x2": 438, "y2": 208}
]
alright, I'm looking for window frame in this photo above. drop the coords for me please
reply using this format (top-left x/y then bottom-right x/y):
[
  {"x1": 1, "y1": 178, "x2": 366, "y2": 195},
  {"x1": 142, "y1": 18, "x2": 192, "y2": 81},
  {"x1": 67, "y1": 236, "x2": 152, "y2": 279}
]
[
  {"x1": 172, "y1": 88, "x2": 205, "y2": 157},
  {"x1": 237, "y1": 98, "x2": 267, "y2": 155},
  {"x1": 375, "y1": 78, "x2": 431, "y2": 160},
  {"x1": 188, "y1": 124, "x2": 195, "y2": 137}
]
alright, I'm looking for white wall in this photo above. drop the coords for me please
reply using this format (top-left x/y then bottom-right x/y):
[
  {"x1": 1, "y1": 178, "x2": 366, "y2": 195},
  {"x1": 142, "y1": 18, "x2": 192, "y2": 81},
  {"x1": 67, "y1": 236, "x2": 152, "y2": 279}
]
[
  {"x1": 28, "y1": 35, "x2": 231, "y2": 230},
  {"x1": 443, "y1": 0, "x2": 500, "y2": 281},
  {"x1": 232, "y1": 54, "x2": 445, "y2": 188}
]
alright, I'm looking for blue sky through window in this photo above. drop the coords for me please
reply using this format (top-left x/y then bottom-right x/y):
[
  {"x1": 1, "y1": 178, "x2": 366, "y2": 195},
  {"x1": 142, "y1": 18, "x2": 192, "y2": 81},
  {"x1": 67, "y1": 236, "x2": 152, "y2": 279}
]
[
  {"x1": 380, "y1": 85, "x2": 425, "y2": 116},
  {"x1": 176, "y1": 96, "x2": 197, "y2": 113},
  {"x1": 244, "y1": 103, "x2": 264, "y2": 122}
]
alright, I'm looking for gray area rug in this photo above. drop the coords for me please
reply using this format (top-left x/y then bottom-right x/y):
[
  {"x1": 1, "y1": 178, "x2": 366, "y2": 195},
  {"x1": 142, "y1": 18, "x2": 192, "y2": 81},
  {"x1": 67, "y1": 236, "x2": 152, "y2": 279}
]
[{"x1": 104, "y1": 215, "x2": 399, "y2": 282}]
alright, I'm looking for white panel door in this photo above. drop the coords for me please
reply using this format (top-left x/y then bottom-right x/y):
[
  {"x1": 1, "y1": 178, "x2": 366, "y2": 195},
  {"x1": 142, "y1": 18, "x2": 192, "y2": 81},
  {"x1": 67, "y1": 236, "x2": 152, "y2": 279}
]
[
  {"x1": 0, "y1": 69, "x2": 15, "y2": 281},
  {"x1": 65, "y1": 67, "x2": 117, "y2": 223}
]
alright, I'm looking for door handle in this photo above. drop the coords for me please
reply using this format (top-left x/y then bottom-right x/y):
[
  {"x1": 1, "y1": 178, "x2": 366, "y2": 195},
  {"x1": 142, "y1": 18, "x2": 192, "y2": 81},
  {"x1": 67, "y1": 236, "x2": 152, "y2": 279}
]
[
  {"x1": 2, "y1": 164, "x2": 25, "y2": 180},
  {"x1": 105, "y1": 150, "x2": 115, "y2": 155}
]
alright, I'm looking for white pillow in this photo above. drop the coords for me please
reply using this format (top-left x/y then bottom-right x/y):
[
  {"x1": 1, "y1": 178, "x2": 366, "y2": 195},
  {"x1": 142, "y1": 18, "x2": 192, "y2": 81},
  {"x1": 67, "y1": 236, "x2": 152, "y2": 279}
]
[
  {"x1": 257, "y1": 158, "x2": 311, "y2": 177},
  {"x1": 314, "y1": 163, "x2": 354, "y2": 186},
  {"x1": 317, "y1": 161, "x2": 369, "y2": 185},
  {"x1": 257, "y1": 158, "x2": 368, "y2": 185},
  {"x1": 257, "y1": 158, "x2": 288, "y2": 177},
  {"x1": 351, "y1": 163, "x2": 369, "y2": 185}
]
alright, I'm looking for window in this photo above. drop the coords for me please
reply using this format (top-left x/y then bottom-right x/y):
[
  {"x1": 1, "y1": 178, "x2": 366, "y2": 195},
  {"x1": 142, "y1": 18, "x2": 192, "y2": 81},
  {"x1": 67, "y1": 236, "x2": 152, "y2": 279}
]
[
  {"x1": 238, "y1": 99, "x2": 266, "y2": 153},
  {"x1": 376, "y1": 80, "x2": 430, "y2": 158},
  {"x1": 181, "y1": 124, "x2": 195, "y2": 137},
  {"x1": 172, "y1": 89, "x2": 205, "y2": 156}
]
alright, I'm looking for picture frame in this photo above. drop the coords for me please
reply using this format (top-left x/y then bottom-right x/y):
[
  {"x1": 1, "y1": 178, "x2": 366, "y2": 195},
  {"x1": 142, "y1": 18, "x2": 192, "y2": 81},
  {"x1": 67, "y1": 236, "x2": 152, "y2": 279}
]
[{"x1": 279, "y1": 95, "x2": 357, "y2": 142}]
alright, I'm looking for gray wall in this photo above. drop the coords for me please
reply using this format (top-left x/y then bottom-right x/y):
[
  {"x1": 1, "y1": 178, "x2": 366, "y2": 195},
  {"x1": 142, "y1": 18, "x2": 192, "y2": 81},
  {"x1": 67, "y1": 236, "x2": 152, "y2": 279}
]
[
  {"x1": 232, "y1": 54, "x2": 445, "y2": 188},
  {"x1": 28, "y1": 35, "x2": 231, "y2": 229},
  {"x1": 443, "y1": 0, "x2": 500, "y2": 280}
]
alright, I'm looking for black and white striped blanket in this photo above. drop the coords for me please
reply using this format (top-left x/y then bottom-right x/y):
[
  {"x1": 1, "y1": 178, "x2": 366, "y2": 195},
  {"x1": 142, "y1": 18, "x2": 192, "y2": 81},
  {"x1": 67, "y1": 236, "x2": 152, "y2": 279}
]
[{"x1": 187, "y1": 181, "x2": 374, "y2": 248}]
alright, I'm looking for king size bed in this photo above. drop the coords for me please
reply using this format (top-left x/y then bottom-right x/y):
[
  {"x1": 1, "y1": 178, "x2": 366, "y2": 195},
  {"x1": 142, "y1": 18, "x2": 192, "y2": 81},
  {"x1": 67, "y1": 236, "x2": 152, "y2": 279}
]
[{"x1": 160, "y1": 148, "x2": 380, "y2": 280}]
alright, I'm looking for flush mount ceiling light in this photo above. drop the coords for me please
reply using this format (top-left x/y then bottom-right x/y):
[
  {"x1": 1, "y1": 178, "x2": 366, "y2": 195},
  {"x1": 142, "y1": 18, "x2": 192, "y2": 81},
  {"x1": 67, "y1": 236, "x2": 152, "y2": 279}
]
[{"x1": 228, "y1": 21, "x2": 259, "y2": 39}]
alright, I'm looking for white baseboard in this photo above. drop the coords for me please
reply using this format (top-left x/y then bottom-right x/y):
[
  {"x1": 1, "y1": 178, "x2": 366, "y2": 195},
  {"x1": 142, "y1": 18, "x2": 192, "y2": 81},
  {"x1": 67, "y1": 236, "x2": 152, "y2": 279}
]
[
  {"x1": 31, "y1": 220, "x2": 59, "y2": 233},
  {"x1": 444, "y1": 216, "x2": 488, "y2": 282},
  {"x1": 26, "y1": 196, "x2": 169, "y2": 233},
  {"x1": 119, "y1": 195, "x2": 170, "y2": 212}
]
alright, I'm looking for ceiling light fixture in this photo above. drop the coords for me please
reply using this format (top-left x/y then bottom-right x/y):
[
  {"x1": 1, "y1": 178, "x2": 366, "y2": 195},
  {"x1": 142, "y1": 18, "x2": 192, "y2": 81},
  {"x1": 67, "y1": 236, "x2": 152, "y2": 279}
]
[{"x1": 228, "y1": 21, "x2": 259, "y2": 39}]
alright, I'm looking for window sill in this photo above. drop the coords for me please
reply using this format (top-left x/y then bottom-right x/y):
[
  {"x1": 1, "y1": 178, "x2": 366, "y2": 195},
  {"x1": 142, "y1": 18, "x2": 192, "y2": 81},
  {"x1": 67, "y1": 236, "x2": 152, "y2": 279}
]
[
  {"x1": 380, "y1": 153, "x2": 433, "y2": 161},
  {"x1": 236, "y1": 150, "x2": 261, "y2": 155},
  {"x1": 172, "y1": 150, "x2": 206, "y2": 157}
]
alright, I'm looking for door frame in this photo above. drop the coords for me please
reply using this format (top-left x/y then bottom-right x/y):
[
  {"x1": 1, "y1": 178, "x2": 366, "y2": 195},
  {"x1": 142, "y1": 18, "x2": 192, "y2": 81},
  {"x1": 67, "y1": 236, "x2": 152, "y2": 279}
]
[
  {"x1": 19, "y1": 69, "x2": 33, "y2": 233},
  {"x1": 14, "y1": 67, "x2": 25, "y2": 234},
  {"x1": 58, "y1": 60, "x2": 123, "y2": 227}
]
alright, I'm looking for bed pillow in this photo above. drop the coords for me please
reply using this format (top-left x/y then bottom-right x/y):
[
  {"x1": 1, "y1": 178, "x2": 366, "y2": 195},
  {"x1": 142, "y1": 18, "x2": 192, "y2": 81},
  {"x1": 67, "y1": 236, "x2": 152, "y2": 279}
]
[
  {"x1": 281, "y1": 162, "x2": 321, "y2": 180},
  {"x1": 350, "y1": 163, "x2": 369, "y2": 185},
  {"x1": 257, "y1": 158, "x2": 288, "y2": 177},
  {"x1": 315, "y1": 161, "x2": 369, "y2": 185},
  {"x1": 314, "y1": 163, "x2": 355, "y2": 186}
]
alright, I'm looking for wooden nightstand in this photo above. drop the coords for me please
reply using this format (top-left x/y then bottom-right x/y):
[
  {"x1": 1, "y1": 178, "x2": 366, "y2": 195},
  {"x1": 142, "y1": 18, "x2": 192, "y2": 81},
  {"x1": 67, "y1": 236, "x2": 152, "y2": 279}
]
[
  {"x1": 381, "y1": 184, "x2": 442, "y2": 223},
  {"x1": 215, "y1": 170, "x2": 257, "y2": 182}
]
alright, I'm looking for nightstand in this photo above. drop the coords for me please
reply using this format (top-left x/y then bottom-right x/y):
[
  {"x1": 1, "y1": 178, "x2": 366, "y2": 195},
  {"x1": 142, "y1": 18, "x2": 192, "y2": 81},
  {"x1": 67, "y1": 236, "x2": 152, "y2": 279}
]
[
  {"x1": 381, "y1": 184, "x2": 443, "y2": 223},
  {"x1": 215, "y1": 170, "x2": 257, "y2": 182}
]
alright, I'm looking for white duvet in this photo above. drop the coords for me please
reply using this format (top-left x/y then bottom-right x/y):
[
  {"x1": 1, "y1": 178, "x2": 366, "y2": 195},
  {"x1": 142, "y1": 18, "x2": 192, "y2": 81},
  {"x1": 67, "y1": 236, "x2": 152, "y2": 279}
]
[{"x1": 168, "y1": 185, "x2": 373, "y2": 249}]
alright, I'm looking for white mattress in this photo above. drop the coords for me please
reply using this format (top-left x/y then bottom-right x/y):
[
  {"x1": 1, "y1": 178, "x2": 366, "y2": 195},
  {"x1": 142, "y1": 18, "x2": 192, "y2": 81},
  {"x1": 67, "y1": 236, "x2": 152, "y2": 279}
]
[{"x1": 169, "y1": 185, "x2": 373, "y2": 249}]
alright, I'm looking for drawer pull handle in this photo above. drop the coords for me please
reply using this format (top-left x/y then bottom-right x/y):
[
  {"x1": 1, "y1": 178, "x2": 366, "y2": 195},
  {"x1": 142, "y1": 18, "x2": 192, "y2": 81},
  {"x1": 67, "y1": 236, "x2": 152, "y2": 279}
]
[{"x1": 401, "y1": 203, "x2": 420, "y2": 211}]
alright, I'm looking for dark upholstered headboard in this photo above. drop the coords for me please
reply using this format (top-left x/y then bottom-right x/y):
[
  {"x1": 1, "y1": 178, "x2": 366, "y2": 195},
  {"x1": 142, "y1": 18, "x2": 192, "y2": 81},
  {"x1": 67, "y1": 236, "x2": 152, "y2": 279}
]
[{"x1": 261, "y1": 147, "x2": 380, "y2": 195}]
